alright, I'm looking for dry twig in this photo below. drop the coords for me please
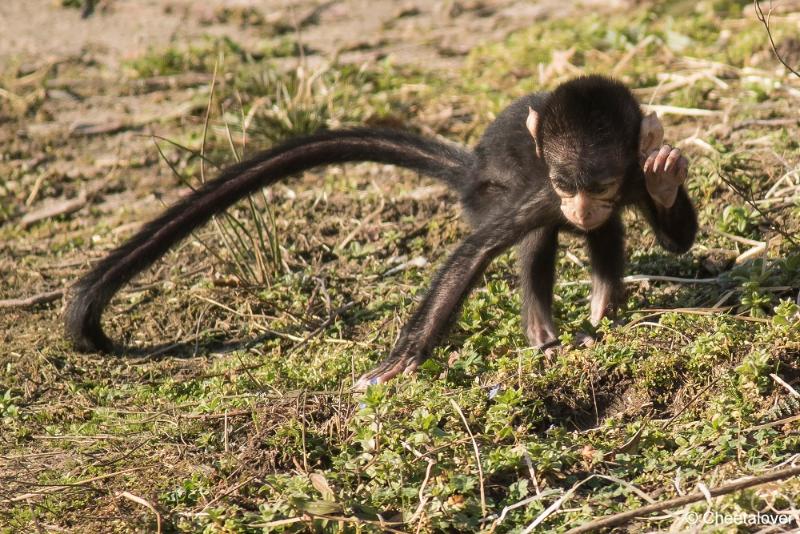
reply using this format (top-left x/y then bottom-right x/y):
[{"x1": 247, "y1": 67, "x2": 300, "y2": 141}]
[
  {"x1": 565, "y1": 464, "x2": 800, "y2": 533},
  {"x1": 2, "y1": 467, "x2": 146, "y2": 503},
  {"x1": 117, "y1": 492, "x2": 162, "y2": 534},
  {"x1": 450, "y1": 399, "x2": 487, "y2": 518},
  {"x1": 754, "y1": 0, "x2": 800, "y2": 78},
  {"x1": 0, "y1": 289, "x2": 63, "y2": 309}
]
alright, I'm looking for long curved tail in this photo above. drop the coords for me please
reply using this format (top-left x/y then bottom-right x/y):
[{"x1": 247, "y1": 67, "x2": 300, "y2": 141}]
[{"x1": 64, "y1": 128, "x2": 475, "y2": 352}]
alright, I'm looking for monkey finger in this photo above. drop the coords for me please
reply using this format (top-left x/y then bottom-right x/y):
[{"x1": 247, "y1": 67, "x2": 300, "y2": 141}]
[
  {"x1": 653, "y1": 144, "x2": 672, "y2": 174},
  {"x1": 643, "y1": 150, "x2": 658, "y2": 174},
  {"x1": 664, "y1": 157, "x2": 688, "y2": 188},
  {"x1": 664, "y1": 147, "x2": 682, "y2": 173}
]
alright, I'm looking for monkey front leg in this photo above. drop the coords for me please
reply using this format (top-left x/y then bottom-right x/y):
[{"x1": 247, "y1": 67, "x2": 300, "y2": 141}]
[
  {"x1": 586, "y1": 215, "x2": 626, "y2": 327},
  {"x1": 640, "y1": 144, "x2": 698, "y2": 253},
  {"x1": 354, "y1": 222, "x2": 519, "y2": 391},
  {"x1": 519, "y1": 228, "x2": 560, "y2": 354},
  {"x1": 518, "y1": 219, "x2": 624, "y2": 354}
]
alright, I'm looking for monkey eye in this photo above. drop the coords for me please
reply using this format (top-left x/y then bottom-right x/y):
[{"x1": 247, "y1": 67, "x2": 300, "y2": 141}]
[
  {"x1": 585, "y1": 183, "x2": 609, "y2": 194},
  {"x1": 585, "y1": 178, "x2": 620, "y2": 196},
  {"x1": 551, "y1": 177, "x2": 576, "y2": 196}
]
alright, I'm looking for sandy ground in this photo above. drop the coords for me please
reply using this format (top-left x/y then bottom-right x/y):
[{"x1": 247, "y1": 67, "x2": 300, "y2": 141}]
[{"x1": 0, "y1": 0, "x2": 630, "y2": 68}]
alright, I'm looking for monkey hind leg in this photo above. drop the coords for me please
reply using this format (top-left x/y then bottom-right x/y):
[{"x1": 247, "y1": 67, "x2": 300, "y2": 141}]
[{"x1": 354, "y1": 221, "x2": 523, "y2": 391}]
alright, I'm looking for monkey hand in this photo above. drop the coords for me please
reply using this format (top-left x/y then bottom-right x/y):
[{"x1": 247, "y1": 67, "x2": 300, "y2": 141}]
[{"x1": 643, "y1": 144, "x2": 688, "y2": 209}]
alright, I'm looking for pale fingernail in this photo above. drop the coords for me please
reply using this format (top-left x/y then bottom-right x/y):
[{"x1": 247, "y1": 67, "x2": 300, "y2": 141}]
[{"x1": 667, "y1": 150, "x2": 681, "y2": 172}]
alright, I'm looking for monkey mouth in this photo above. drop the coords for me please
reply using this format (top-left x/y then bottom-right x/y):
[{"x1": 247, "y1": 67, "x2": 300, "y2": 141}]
[
  {"x1": 568, "y1": 217, "x2": 605, "y2": 232},
  {"x1": 571, "y1": 219, "x2": 606, "y2": 231},
  {"x1": 563, "y1": 207, "x2": 613, "y2": 231},
  {"x1": 562, "y1": 204, "x2": 614, "y2": 232},
  {"x1": 578, "y1": 221, "x2": 605, "y2": 230}
]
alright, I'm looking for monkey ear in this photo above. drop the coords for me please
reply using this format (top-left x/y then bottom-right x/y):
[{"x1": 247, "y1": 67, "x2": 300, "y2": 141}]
[
  {"x1": 639, "y1": 111, "x2": 664, "y2": 157},
  {"x1": 526, "y1": 106, "x2": 542, "y2": 158}
]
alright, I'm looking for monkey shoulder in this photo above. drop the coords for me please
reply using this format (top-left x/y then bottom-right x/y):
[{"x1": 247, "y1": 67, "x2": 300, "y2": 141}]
[
  {"x1": 474, "y1": 93, "x2": 549, "y2": 187},
  {"x1": 478, "y1": 93, "x2": 546, "y2": 150}
]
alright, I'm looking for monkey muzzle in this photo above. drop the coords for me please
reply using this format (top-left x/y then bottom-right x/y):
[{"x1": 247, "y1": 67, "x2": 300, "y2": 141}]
[{"x1": 560, "y1": 194, "x2": 614, "y2": 231}]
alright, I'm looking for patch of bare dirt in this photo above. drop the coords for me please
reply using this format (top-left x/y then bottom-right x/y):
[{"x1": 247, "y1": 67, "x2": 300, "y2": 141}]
[{"x1": 1, "y1": 1, "x2": 632, "y2": 68}]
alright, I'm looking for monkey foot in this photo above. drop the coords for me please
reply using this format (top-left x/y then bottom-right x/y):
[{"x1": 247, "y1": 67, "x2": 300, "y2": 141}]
[
  {"x1": 533, "y1": 332, "x2": 598, "y2": 359},
  {"x1": 536, "y1": 339, "x2": 561, "y2": 359},
  {"x1": 574, "y1": 331, "x2": 597, "y2": 348},
  {"x1": 353, "y1": 353, "x2": 421, "y2": 392}
]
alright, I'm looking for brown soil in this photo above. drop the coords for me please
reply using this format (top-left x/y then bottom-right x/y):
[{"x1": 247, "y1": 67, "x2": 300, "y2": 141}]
[{"x1": 1, "y1": 1, "x2": 629, "y2": 68}]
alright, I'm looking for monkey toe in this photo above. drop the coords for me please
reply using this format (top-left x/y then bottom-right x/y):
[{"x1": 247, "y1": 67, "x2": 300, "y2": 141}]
[
  {"x1": 543, "y1": 345, "x2": 561, "y2": 359},
  {"x1": 574, "y1": 331, "x2": 597, "y2": 348},
  {"x1": 352, "y1": 375, "x2": 379, "y2": 392},
  {"x1": 353, "y1": 352, "x2": 422, "y2": 391},
  {"x1": 535, "y1": 338, "x2": 561, "y2": 359},
  {"x1": 353, "y1": 365, "x2": 401, "y2": 392}
]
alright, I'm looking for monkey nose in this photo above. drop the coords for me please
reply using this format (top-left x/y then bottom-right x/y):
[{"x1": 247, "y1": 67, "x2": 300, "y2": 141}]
[
  {"x1": 575, "y1": 210, "x2": 592, "y2": 226},
  {"x1": 576, "y1": 211, "x2": 605, "y2": 230}
]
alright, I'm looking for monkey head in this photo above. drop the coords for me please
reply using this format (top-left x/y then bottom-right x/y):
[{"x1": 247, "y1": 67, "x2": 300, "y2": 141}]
[{"x1": 525, "y1": 76, "x2": 665, "y2": 232}]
